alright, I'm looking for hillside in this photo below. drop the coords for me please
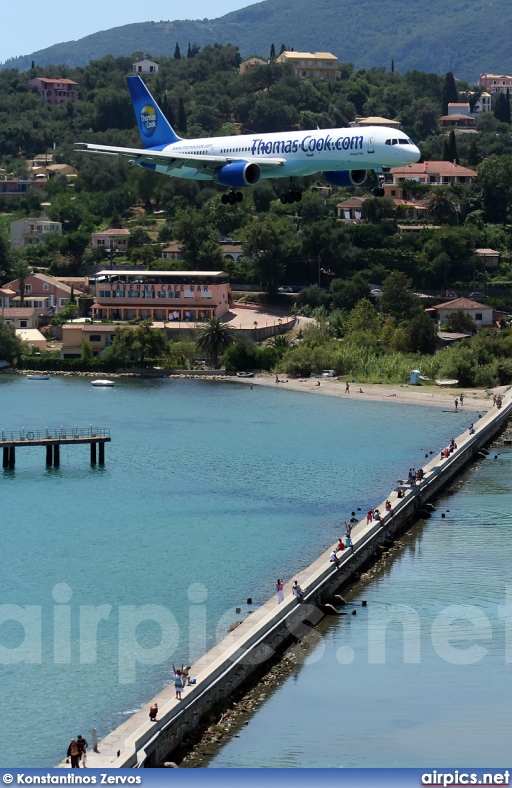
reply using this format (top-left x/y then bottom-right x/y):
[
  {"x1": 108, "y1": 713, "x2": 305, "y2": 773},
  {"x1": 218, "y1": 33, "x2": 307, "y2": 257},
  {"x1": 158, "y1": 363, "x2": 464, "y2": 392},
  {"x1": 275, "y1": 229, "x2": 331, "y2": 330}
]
[{"x1": 2, "y1": 0, "x2": 512, "y2": 81}]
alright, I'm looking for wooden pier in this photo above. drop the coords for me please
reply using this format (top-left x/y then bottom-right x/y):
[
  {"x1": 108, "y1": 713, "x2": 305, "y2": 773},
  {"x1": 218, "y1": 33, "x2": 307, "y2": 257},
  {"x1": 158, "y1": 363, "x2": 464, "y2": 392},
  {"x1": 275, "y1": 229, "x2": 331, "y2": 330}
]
[{"x1": 1, "y1": 427, "x2": 111, "y2": 469}]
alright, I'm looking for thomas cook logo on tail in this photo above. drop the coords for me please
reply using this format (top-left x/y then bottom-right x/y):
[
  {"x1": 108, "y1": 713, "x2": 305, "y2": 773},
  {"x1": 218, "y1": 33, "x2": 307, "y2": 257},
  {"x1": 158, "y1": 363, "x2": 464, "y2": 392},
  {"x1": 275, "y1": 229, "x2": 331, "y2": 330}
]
[{"x1": 140, "y1": 104, "x2": 157, "y2": 137}]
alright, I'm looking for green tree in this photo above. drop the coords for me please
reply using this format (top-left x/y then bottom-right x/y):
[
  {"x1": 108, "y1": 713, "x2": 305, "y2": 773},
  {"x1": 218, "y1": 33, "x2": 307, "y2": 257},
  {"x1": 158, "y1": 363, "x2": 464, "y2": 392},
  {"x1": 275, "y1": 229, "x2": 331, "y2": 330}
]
[
  {"x1": 426, "y1": 189, "x2": 458, "y2": 223},
  {"x1": 477, "y1": 154, "x2": 512, "y2": 223},
  {"x1": 270, "y1": 43, "x2": 276, "y2": 60},
  {"x1": 174, "y1": 43, "x2": 181, "y2": 59},
  {"x1": 380, "y1": 271, "x2": 420, "y2": 320},
  {"x1": 361, "y1": 196, "x2": 395, "y2": 223},
  {"x1": 441, "y1": 72, "x2": 458, "y2": 114},
  {"x1": 130, "y1": 320, "x2": 168, "y2": 363},
  {"x1": 444, "y1": 310, "x2": 477, "y2": 334},
  {"x1": 406, "y1": 311, "x2": 437, "y2": 354},
  {"x1": 81, "y1": 339, "x2": 94, "y2": 362},
  {"x1": 330, "y1": 274, "x2": 370, "y2": 311},
  {"x1": 178, "y1": 97, "x2": 188, "y2": 133},
  {"x1": 196, "y1": 317, "x2": 235, "y2": 366},
  {"x1": 0, "y1": 318, "x2": 26, "y2": 363},
  {"x1": 13, "y1": 259, "x2": 31, "y2": 307},
  {"x1": 240, "y1": 214, "x2": 293, "y2": 295},
  {"x1": 173, "y1": 209, "x2": 224, "y2": 269},
  {"x1": 343, "y1": 297, "x2": 381, "y2": 335},
  {"x1": 443, "y1": 130, "x2": 459, "y2": 164},
  {"x1": 494, "y1": 92, "x2": 510, "y2": 124}
]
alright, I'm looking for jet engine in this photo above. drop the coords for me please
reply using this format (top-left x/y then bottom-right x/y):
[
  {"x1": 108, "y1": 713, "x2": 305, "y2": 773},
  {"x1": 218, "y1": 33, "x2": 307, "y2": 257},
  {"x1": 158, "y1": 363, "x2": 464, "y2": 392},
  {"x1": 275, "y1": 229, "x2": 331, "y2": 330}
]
[
  {"x1": 214, "y1": 161, "x2": 261, "y2": 188},
  {"x1": 324, "y1": 170, "x2": 367, "y2": 188}
]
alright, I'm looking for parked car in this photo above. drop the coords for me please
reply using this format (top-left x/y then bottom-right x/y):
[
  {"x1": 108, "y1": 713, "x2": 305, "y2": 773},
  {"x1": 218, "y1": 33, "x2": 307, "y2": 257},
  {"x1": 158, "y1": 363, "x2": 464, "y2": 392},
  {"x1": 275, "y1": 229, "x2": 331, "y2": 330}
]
[
  {"x1": 370, "y1": 288, "x2": 382, "y2": 297},
  {"x1": 322, "y1": 370, "x2": 335, "y2": 377},
  {"x1": 469, "y1": 292, "x2": 486, "y2": 301},
  {"x1": 278, "y1": 286, "x2": 294, "y2": 293}
]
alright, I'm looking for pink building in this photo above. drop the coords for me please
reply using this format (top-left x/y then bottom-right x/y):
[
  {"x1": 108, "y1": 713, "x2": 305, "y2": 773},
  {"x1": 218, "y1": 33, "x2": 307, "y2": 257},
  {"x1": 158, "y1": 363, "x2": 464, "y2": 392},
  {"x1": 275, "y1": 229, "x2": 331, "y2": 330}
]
[
  {"x1": 478, "y1": 74, "x2": 512, "y2": 94},
  {"x1": 91, "y1": 270, "x2": 230, "y2": 322},
  {"x1": 28, "y1": 77, "x2": 78, "y2": 104},
  {"x1": 0, "y1": 179, "x2": 45, "y2": 198},
  {"x1": 92, "y1": 229, "x2": 130, "y2": 251},
  {"x1": 4, "y1": 273, "x2": 74, "y2": 313}
]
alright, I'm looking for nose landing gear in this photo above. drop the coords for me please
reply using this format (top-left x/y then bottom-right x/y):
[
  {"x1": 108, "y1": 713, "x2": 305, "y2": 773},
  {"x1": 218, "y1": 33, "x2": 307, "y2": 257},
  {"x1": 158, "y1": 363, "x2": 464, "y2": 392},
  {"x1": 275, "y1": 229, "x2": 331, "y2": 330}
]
[
  {"x1": 221, "y1": 191, "x2": 243, "y2": 205},
  {"x1": 372, "y1": 173, "x2": 386, "y2": 197}
]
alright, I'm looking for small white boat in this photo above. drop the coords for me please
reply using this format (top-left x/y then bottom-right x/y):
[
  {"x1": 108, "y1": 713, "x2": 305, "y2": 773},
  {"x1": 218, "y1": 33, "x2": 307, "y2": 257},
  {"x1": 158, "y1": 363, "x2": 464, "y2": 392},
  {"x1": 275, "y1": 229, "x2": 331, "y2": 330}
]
[
  {"x1": 27, "y1": 374, "x2": 50, "y2": 380},
  {"x1": 435, "y1": 379, "x2": 459, "y2": 387},
  {"x1": 91, "y1": 379, "x2": 115, "y2": 387}
]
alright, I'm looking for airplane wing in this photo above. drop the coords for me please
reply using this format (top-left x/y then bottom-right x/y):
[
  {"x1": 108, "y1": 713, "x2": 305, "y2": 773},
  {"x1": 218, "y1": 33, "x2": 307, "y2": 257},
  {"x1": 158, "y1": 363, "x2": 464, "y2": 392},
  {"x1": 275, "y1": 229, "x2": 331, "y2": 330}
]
[{"x1": 74, "y1": 142, "x2": 285, "y2": 171}]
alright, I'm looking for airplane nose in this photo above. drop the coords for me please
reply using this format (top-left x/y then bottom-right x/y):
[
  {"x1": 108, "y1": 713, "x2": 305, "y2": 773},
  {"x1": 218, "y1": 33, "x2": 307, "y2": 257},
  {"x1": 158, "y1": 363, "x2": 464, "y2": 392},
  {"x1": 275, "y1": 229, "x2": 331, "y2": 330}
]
[{"x1": 410, "y1": 145, "x2": 421, "y2": 163}]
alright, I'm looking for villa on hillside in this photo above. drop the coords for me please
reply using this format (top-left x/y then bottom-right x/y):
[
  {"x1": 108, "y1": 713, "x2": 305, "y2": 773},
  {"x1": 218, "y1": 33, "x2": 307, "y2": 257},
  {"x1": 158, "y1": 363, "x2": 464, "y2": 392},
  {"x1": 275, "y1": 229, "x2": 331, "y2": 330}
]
[
  {"x1": 389, "y1": 161, "x2": 477, "y2": 186},
  {"x1": 27, "y1": 77, "x2": 78, "y2": 104},
  {"x1": 239, "y1": 56, "x2": 268, "y2": 73},
  {"x1": 479, "y1": 73, "x2": 512, "y2": 94},
  {"x1": 133, "y1": 59, "x2": 159, "y2": 74},
  {"x1": 276, "y1": 51, "x2": 340, "y2": 79},
  {"x1": 425, "y1": 298, "x2": 504, "y2": 330}
]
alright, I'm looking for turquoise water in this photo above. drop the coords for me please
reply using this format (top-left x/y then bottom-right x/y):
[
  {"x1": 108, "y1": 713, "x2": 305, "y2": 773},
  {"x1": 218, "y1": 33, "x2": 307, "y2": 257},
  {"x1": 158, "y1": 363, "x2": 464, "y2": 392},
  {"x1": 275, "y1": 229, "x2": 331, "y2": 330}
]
[
  {"x1": 208, "y1": 448, "x2": 512, "y2": 768},
  {"x1": 0, "y1": 375, "x2": 473, "y2": 766}
]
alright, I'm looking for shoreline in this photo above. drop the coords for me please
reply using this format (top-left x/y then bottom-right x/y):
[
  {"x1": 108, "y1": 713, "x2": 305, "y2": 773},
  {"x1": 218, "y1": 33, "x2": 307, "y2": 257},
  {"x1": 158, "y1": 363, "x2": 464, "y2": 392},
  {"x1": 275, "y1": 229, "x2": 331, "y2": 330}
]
[
  {"x1": 229, "y1": 373, "x2": 499, "y2": 411},
  {"x1": 5, "y1": 368, "x2": 500, "y2": 411}
]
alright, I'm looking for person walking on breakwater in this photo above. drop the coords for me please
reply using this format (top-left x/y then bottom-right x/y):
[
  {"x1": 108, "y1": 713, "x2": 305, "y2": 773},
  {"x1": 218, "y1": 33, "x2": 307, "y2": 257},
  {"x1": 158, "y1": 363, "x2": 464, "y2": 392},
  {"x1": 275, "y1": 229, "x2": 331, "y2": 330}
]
[
  {"x1": 385, "y1": 500, "x2": 393, "y2": 516},
  {"x1": 292, "y1": 581, "x2": 304, "y2": 603},
  {"x1": 366, "y1": 509, "x2": 374, "y2": 525},
  {"x1": 454, "y1": 398, "x2": 458, "y2": 411},
  {"x1": 77, "y1": 735, "x2": 88, "y2": 768},
  {"x1": 149, "y1": 703, "x2": 158, "y2": 722},
  {"x1": 172, "y1": 667, "x2": 185, "y2": 700},
  {"x1": 67, "y1": 739, "x2": 80, "y2": 769},
  {"x1": 345, "y1": 533, "x2": 353, "y2": 552},
  {"x1": 469, "y1": 423, "x2": 475, "y2": 435},
  {"x1": 460, "y1": 392, "x2": 464, "y2": 406},
  {"x1": 276, "y1": 579, "x2": 285, "y2": 604},
  {"x1": 345, "y1": 520, "x2": 352, "y2": 537}
]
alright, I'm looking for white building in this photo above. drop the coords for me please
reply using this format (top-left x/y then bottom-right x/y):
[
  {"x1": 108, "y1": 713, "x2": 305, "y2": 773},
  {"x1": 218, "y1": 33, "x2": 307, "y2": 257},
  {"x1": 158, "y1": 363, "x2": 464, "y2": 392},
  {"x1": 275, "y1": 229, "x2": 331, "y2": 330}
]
[
  {"x1": 9, "y1": 217, "x2": 62, "y2": 250},
  {"x1": 133, "y1": 60, "x2": 159, "y2": 75}
]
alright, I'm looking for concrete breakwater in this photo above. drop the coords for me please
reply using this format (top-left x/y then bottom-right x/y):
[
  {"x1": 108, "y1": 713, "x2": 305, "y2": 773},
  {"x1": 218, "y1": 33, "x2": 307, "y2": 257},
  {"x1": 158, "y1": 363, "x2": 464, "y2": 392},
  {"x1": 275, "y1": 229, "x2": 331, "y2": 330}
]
[{"x1": 65, "y1": 392, "x2": 511, "y2": 769}]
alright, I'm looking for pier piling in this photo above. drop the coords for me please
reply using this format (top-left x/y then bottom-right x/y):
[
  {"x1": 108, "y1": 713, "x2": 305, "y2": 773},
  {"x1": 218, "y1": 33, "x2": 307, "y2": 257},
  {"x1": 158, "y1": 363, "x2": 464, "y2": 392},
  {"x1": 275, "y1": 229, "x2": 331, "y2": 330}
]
[{"x1": 1, "y1": 427, "x2": 111, "y2": 470}]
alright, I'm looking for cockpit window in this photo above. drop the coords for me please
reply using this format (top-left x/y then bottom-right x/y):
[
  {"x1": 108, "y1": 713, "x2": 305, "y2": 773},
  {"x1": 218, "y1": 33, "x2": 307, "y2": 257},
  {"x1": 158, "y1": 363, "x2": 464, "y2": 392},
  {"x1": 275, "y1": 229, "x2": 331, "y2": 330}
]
[
  {"x1": 392, "y1": 139, "x2": 398, "y2": 145},
  {"x1": 385, "y1": 139, "x2": 391, "y2": 145}
]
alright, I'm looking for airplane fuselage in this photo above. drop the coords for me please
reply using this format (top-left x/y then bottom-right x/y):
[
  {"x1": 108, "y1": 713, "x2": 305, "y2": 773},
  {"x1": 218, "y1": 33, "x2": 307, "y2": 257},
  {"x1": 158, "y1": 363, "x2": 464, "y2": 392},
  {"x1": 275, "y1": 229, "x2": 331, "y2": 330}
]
[{"x1": 148, "y1": 126, "x2": 419, "y2": 180}]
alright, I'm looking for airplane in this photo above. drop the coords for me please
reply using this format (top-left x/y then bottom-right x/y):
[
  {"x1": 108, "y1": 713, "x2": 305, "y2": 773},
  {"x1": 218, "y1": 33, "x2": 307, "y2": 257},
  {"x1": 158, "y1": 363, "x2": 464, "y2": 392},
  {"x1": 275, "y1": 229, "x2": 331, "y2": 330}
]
[{"x1": 76, "y1": 75, "x2": 421, "y2": 205}]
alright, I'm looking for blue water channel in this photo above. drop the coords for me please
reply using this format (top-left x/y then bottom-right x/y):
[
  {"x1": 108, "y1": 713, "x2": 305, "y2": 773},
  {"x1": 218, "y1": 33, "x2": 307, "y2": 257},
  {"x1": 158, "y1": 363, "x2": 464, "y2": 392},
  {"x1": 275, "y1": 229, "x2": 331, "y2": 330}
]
[
  {"x1": 208, "y1": 447, "x2": 512, "y2": 768},
  {"x1": 0, "y1": 375, "x2": 475, "y2": 766}
]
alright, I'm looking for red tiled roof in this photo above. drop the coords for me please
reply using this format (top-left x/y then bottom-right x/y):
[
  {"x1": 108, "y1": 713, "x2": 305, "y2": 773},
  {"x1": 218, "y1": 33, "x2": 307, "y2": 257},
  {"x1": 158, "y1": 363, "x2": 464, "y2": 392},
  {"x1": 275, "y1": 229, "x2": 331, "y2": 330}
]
[
  {"x1": 0, "y1": 307, "x2": 39, "y2": 316},
  {"x1": 36, "y1": 78, "x2": 78, "y2": 85},
  {"x1": 430, "y1": 298, "x2": 489, "y2": 310},
  {"x1": 391, "y1": 161, "x2": 477, "y2": 178},
  {"x1": 92, "y1": 229, "x2": 130, "y2": 237}
]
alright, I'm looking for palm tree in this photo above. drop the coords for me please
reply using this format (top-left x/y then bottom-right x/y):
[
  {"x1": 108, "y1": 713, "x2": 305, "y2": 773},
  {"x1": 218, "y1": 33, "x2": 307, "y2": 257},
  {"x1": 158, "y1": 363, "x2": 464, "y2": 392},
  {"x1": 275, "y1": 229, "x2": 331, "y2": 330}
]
[
  {"x1": 426, "y1": 189, "x2": 458, "y2": 223},
  {"x1": 196, "y1": 317, "x2": 235, "y2": 367},
  {"x1": 14, "y1": 259, "x2": 31, "y2": 307}
]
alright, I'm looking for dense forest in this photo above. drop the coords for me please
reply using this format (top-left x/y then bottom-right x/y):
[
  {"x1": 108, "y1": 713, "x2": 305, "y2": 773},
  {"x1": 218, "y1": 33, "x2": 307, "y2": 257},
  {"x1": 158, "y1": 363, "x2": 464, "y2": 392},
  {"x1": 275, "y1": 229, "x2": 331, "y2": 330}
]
[{"x1": 3, "y1": 0, "x2": 512, "y2": 81}]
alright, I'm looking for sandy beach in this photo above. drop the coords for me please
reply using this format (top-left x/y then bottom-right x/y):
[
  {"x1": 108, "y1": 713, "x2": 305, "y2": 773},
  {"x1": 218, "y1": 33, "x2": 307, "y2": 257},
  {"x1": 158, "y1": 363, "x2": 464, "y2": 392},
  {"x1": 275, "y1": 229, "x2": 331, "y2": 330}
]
[{"x1": 232, "y1": 373, "x2": 506, "y2": 411}]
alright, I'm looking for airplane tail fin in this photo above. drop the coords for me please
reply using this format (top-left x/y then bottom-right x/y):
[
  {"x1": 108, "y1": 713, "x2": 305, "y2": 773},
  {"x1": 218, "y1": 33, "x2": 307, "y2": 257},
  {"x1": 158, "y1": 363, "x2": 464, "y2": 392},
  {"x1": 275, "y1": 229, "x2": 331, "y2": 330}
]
[{"x1": 127, "y1": 75, "x2": 181, "y2": 148}]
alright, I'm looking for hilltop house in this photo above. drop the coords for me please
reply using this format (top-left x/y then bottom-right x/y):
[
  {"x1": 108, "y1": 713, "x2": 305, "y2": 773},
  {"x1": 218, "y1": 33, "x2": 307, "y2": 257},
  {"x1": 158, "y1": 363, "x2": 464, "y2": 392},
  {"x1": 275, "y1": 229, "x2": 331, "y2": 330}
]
[
  {"x1": 239, "y1": 56, "x2": 268, "y2": 73},
  {"x1": 92, "y1": 229, "x2": 130, "y2": 252},
  {"x1": 479, "y1": 74, "x2": 512, "y2": 94},
  {"x1": 276, "y1": 51, "x2": 340, "y2": 79},
  {"x1": 133, "y1": 59, "x2": 159, "y2": 74},
  {"x1": 27, "y1": 77, "x2": 78, "y2": 104}
]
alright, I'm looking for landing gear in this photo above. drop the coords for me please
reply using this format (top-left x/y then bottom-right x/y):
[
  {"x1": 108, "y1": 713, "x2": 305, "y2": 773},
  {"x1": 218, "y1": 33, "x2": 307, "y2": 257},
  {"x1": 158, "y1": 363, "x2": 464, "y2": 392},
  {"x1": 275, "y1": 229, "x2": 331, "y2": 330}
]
[
  {"x1": 372, "y1": 173, "x2": 386, "y2": 198},
  {"x1": 280, "y1": 191, "x2": 302, "y2": 205},
  {"x1": 221, "y1": 191, "x2": 243, "y2": 205}
]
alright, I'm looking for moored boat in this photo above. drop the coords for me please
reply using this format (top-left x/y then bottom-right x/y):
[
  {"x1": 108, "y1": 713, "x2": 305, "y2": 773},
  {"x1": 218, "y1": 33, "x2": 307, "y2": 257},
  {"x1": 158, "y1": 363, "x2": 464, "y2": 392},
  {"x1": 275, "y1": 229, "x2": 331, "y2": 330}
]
[
  {"x1": 26, "y1": 374, "x2": 50, "y2": 380},
  {"x1": 91, "y1": 379, "x2": 115, "y2": 387}
]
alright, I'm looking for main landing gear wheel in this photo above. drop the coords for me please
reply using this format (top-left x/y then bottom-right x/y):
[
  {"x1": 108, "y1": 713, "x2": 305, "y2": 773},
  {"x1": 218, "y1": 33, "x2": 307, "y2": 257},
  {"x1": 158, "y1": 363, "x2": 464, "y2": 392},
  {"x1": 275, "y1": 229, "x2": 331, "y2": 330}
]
[
  {"x1": 280, "y1": 191, "x2": 302, "y2": 205},
  {"x1": 221, "y1": 192, "x2": 243, "y2": 205}
]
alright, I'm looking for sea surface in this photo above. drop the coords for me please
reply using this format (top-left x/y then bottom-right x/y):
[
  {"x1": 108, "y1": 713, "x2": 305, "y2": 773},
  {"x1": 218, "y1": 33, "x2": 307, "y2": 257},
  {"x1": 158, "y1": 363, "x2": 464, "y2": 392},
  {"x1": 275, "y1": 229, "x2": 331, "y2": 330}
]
[
  {"x1": 0, "y1": 375, "x2": 475, "y2": 767},
  {"x1": 208, "y1": 446, "x2": 512, "y2": 768}
]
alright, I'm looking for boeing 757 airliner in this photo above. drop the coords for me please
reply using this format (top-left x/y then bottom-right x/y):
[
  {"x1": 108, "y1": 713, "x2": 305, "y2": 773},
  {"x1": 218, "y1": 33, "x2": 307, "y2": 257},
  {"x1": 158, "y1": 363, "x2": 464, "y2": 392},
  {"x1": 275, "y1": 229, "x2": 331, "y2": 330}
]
[{"x1": 76, "y1": 75, "x2": 420, "y2": 205}]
